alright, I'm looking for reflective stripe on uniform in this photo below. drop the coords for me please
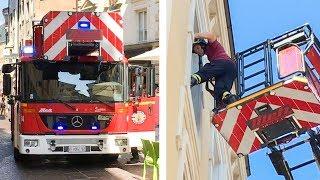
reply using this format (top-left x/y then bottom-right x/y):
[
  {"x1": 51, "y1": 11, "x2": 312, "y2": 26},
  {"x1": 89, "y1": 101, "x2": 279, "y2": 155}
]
[{"x1": 192, "y1": 74, "x2": 202, "y2": 84}]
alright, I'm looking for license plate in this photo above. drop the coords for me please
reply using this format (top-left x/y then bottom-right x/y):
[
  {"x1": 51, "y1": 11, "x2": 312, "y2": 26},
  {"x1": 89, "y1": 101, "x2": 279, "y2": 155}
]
[{"x1": 69, "y1": 145, "x2": 86, "y2": 153}]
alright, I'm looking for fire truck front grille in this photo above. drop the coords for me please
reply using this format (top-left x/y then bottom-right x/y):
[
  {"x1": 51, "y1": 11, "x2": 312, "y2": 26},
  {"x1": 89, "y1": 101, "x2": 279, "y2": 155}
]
[{"x1": 40, "y1": 115, "x2": 112, "y2": 130}]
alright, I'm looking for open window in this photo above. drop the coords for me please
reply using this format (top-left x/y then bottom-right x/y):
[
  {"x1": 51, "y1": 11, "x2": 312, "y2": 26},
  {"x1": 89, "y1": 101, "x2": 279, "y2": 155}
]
[{"x1": 128, "y1": 65, "x2": 156, "y2": 98}]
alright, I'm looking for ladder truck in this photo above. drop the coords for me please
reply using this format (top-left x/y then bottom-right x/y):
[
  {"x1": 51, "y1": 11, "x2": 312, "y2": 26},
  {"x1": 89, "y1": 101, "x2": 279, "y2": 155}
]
[
  {"x1": 211, "y1": 24, "x2": 320, "y2": 179},
  {"x1": 2, "y1": 11, "x2": 158, "y2": 161}
]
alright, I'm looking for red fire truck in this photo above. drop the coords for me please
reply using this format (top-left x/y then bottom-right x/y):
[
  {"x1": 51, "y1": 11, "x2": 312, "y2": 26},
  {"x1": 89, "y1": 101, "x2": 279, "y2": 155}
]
[{"x1": 2, "y1": 11, "x2": 158, "y2": 161}]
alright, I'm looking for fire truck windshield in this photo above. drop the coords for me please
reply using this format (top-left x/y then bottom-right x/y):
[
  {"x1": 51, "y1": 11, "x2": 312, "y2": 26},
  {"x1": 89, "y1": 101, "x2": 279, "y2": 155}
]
[{"x1": 21, "y1": 61, "x2": 124, "y2": 103}]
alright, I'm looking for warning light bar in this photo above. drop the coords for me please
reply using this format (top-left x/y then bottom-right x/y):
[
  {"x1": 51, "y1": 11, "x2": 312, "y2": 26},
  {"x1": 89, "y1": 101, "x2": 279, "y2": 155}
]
[{"x1": 78, "y1": 21, "x2": 90, "y2": 30}]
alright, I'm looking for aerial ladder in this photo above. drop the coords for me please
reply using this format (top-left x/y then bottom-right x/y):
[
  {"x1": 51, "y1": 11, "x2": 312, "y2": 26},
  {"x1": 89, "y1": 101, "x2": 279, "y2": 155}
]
[{"x1": 210, "y1": 24, "x2": 320, "y2": 179}]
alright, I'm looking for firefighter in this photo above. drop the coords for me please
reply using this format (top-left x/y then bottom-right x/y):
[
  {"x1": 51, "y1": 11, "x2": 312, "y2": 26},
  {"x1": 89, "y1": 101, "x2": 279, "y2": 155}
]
[{"x1": 191, "y1": 32, "x2": 238, "y2": 109}]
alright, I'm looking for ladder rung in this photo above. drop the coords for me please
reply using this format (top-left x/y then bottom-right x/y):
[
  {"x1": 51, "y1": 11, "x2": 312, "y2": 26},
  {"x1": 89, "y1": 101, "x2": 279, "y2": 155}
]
[
  {"x1": 290, "y1": 159, "x2": 315, "y2": 171},
  {"x1": 244, "y1": 58, "x2": 265, "y2": 69},
  {"x1": 244, "y1": 70, "x2": 265, "y2": 80},
  {"x1": 244, "y1": 81, "x2": 266, "y2": 92}
]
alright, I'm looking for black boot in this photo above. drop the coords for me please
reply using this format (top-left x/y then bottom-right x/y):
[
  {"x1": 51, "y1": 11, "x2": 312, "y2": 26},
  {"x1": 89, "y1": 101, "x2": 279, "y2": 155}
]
[
  {"x1": 212, "y1": 100, "x2": 226, "y2": 113},
  {"x1": 222, "y1": 93, "x2": 238, "y2": 105}
]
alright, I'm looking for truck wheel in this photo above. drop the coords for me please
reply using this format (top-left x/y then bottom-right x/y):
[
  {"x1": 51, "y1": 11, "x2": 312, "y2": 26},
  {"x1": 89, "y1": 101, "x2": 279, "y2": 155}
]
[
  {"x1": 13, "y1": 148, "x2": 25, "y2": 162},
  {"x1": 10, "y1": 119, "x2": 14, "y2": 142},
  {"x1": 102, "y1": 154, "x2": 119, "y2": 162}
]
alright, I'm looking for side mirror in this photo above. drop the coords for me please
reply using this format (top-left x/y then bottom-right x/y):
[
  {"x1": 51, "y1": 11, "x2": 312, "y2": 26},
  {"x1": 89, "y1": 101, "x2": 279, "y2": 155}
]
[
  {"x1": 2, "y1": 64, "x2": 15, "y2": 73},
  {"x1": 3, "y1": 74, "x2": 12, "y2": 96}
]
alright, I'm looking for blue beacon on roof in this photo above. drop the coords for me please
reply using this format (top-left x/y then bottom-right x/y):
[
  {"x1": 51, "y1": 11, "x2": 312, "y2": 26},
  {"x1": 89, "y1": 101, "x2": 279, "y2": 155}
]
[{"x1": 78, "y1": 21, "x2": 91, "y2": 29}]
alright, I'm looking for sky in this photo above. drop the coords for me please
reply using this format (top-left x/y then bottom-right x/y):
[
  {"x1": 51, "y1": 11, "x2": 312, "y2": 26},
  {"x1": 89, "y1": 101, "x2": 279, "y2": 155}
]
[
  {"x1": 229, "y1": 0, "x2": 320, "y2": 180},
  {"x1": 0, "y1": 0, "x2": 7, "y2": 25}
]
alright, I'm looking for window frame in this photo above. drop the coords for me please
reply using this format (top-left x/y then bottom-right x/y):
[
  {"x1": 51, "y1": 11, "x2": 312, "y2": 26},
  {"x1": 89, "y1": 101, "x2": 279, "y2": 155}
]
[{"x1": 138, "y1": 10, "x2": 147, "y2": 42}]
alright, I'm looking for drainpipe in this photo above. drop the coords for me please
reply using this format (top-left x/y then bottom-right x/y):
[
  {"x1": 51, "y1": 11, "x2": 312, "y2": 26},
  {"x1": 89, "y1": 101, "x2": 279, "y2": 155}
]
[
  {"x1": 224, "y1": 0, "x2": 235, "y2": 59},
  {"x1": 16, "y1": 0, "x2": 20, "y2": 57}
]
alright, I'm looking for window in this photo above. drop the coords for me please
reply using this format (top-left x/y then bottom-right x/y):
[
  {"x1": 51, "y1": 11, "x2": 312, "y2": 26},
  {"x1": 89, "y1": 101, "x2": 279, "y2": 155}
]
[
  {"x1": 26, "y1": 2, "x2": 29, "y2": 17},
  {"x1": 20, "y1": 1, "x2": 24, "y2": 17},
  {"x1": 9, "y1": 14, "x2": 12, "y2": 28},
  {"x1": 138, "y1": 11, "x2": 147, "y2": 42}
]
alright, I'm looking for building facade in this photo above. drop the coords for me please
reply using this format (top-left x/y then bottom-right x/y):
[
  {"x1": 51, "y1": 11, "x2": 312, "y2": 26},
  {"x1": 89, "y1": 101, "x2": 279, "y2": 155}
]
[
  {"x1": 123, "y1": 0, "x2": 159, "y2": 58},
  {"x1": 0, "y1": 23, "x2": 6, "y2": 94},
  {"x1": 1, "y1": 7, "x2": 10, "y2": 94},
  {"x1": 166, "y1": 0, "x2": 248, "y2": 179},
  {"x1": 78, "y1": 0, "x2": 159, "y2": 58}
]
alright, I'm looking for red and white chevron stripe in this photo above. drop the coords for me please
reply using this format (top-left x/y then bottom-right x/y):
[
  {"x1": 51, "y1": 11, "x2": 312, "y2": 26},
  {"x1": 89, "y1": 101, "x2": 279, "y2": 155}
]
[
  {"x1": 212, "y1": 79, "x2": 320, "y2": 155},
  {"x1": 42, "y1": 11, "x2": 124, "y2": 61}
]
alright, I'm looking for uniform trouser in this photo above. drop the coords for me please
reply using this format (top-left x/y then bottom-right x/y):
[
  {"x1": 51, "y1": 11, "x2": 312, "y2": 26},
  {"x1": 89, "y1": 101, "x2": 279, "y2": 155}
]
[{"x1": 192, "y1": 59, "x2": 237, "y2": 105}]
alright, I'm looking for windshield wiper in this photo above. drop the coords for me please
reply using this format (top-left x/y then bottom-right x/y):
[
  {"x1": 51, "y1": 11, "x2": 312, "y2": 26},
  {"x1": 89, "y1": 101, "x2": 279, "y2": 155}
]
[{"x1": 54, "y1": 99, "x2": 77, "y2": 111}]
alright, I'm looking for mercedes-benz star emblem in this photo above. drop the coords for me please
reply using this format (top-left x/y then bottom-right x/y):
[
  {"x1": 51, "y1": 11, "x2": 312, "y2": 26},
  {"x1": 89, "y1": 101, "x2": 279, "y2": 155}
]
[{"x1": 71, "y1": 116, "x2": 84, "y2": 128}]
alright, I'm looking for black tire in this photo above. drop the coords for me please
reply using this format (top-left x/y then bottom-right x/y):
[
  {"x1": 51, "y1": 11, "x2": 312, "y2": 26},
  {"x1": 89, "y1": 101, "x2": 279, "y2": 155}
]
[
  {"x1": 102, "y1": 154, "x2": 119, "y2": 162},
  {"x1": 13, "y1": 148, "x2": 26, "y2": 162},
  {"x1": 10, "y1": 119, "x2": 14, "y2": 142},
  {"x1": 10, "y1": 132, "x2": 13, "y2": 142}
]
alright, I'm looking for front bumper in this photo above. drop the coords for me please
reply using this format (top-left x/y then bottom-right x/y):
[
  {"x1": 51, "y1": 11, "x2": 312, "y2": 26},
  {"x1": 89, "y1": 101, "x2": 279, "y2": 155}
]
[{"x1": 18, "y1": 134, "x2": 130, "y2": 155}]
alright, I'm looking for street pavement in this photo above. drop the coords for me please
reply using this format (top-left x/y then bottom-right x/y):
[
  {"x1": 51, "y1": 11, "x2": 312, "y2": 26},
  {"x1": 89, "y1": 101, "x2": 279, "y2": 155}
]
[{"x1": 0, "y1": 116, "x2": 153, "y2": 180}]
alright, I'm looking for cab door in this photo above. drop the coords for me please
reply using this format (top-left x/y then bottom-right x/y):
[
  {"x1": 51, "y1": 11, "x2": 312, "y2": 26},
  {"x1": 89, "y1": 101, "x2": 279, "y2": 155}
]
[{"x1": 127, "y1": 65, "x2": 158, "y2": 132}]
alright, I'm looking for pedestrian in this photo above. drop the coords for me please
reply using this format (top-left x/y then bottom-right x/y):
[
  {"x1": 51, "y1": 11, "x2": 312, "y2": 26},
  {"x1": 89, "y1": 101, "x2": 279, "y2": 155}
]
[
  {"x1": 191, "y1": 32, "x2": 238, "y2": 109},
  {"x1": 0, "y1": 97, "x2": 6, "y2": 116}
]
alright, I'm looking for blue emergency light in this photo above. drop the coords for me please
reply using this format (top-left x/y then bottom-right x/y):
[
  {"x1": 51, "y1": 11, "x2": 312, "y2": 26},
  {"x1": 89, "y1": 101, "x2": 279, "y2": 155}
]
[
  {"x1": 53, "y1": 121, "x2": 67, "y2": 130},
  {"x1": 78, "y1": 21, "x2": 90, "y2": 30},
  {"x1": 91, "y1": 121, "x2": 100, "y2": 130}
]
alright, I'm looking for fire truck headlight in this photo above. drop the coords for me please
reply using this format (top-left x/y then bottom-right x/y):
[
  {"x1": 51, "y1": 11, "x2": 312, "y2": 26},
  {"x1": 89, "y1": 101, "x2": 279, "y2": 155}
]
[
  {"x1": 24, "y1": 139, "x2": 39, "y2": 147},
  {"x1": 131, "y1": 111, "x2": 146, "y2": 125},
  {"x1": 115, "y1": 139, "x2": 128, "y2": 146}
]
